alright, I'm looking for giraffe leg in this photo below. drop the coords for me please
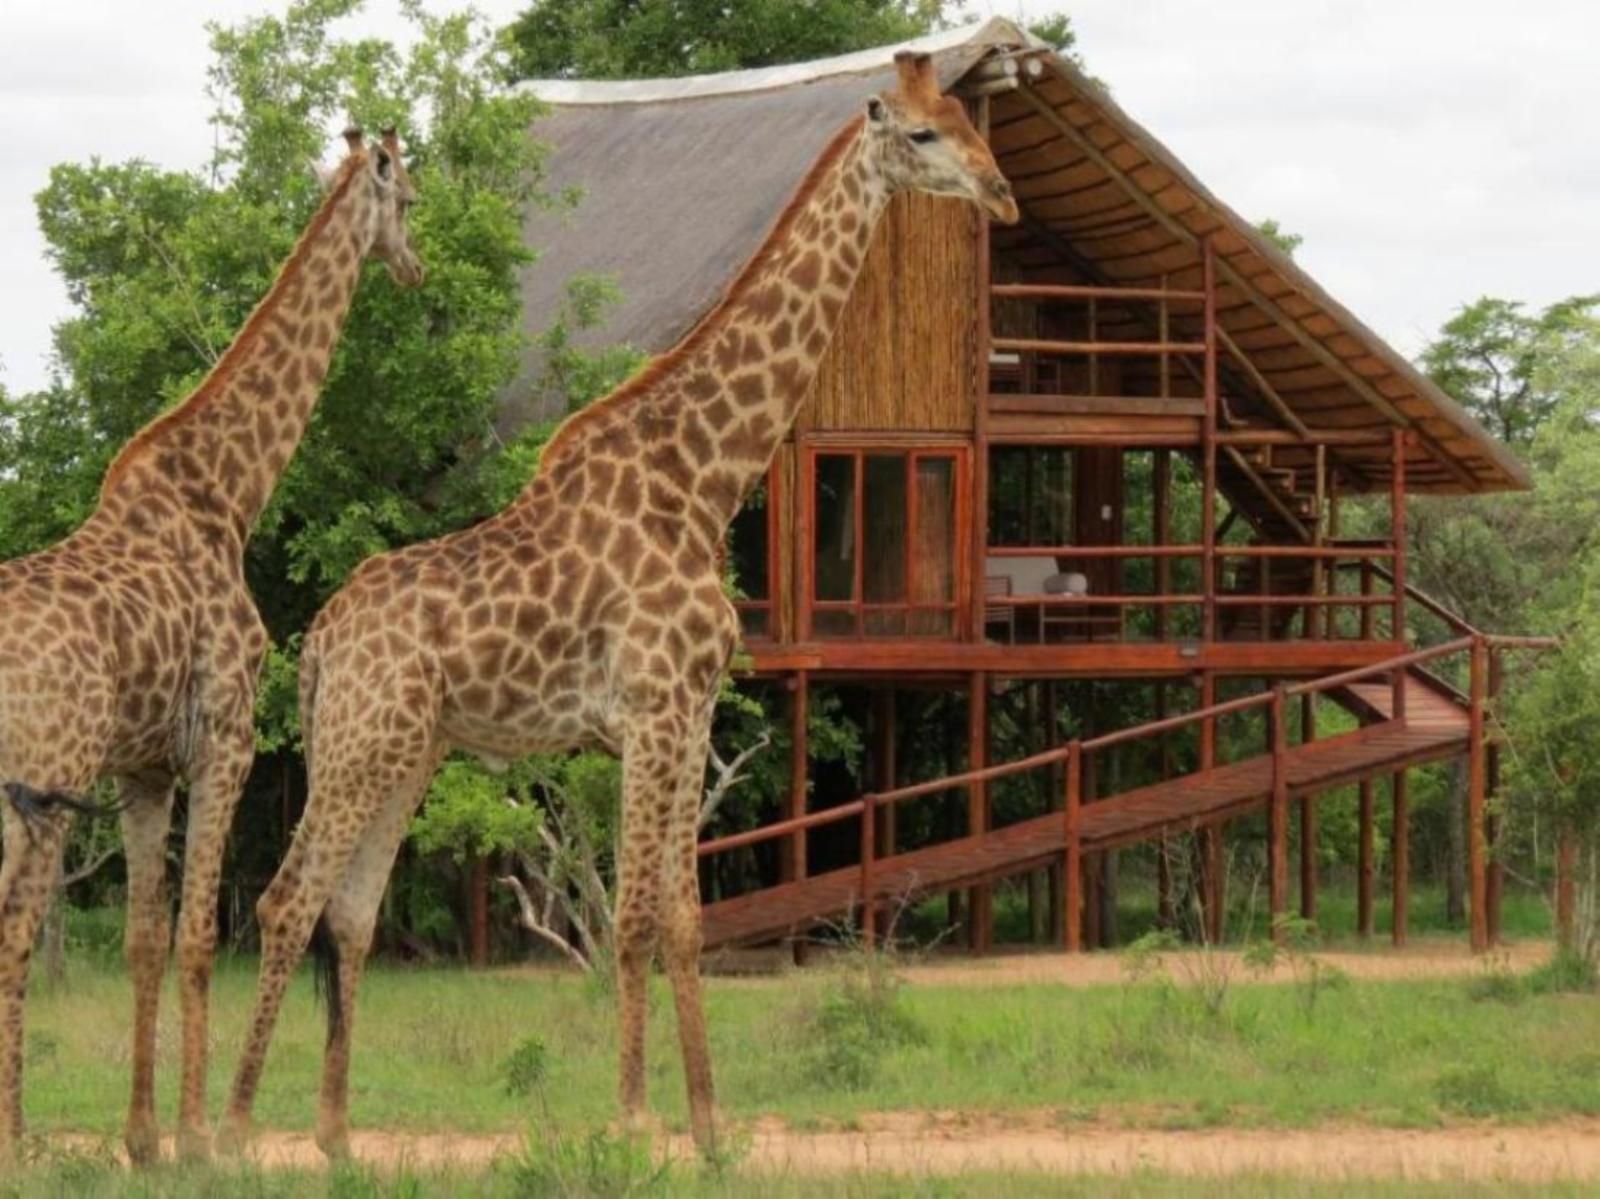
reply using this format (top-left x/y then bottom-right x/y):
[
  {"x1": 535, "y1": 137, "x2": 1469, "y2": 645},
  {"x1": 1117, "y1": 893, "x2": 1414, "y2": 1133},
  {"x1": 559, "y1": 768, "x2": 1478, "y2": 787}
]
[
  {"x1": 219, "y1": 679, "x2": 440, "y2": 1156},
  {"x1": 172, "y1": 729, "x2": 255, "y2": 1162},
  {"x1": 614, "y1": 719, "x2": 675, "y2": 1128},
  {"x1": 119, "y1": 771, "x2": 177, "y2": 1167},
  {"x1": 315, "y1": 744, "x2": 444, "y2": 1160},
  {"x1": 0, "y1": 809, "x2": 72, "y2": 1163},
  {"x1": 660, "y1": 717, "x2": 717, "y2": 1155}
]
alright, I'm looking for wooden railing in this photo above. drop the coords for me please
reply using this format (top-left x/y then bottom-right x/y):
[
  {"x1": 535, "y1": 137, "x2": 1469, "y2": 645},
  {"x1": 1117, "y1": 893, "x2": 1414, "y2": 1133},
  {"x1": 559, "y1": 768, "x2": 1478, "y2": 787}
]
[
  {"x1": 699, "y1": 633, "x2": 1555, "y2": 950},
  {"x1": 982, "y1": 541, "x2": 1403, "y2": 643}
]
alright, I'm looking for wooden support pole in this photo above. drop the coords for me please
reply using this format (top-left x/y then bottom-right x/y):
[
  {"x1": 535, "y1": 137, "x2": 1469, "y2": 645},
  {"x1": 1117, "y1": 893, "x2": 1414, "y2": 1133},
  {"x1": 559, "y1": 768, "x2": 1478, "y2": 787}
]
[
  {"x1": 1270, "y1": 685, "x2": 1290, "y2": 942},
  {"x1": 786, "y1": 671, "x2": 809, "y2": 883},
  {"x1": 1487, "y1": 649, "x2": 1504, "y2": 947},
  {"x1": 1557, "y1": 832, "x2": 1578, "y2": 951},
  {"x1": 1311, "y1": 444, "x2": 1326, "y2": 639},
  {"x1": 1299, "y1": 693, "x2": 1317, "y2": 923},
  {"x1": 970, "y1": 95, "x2": 993, "y2": 643},
  {"x1": 874, "y1": 687, "x2": 897, "y2": 941},
  {"x1": 1391, "y1": 429, "x2": 1409, "y2": 720},
  {"x1": 1156, "y1": 682, "x2": 1174, "y2": 927},
  {"x1": 1064, "y1": 740, "x2": 1083, "y2": 952},
  {"x1": 1392, "y1": 770, "x2": 1410, "y2": 947},
  {"x1": 1198, "y1": 672, "x2": 1224, "y2": 943},
  {"x1": 1083, "y1": 852, "x2": 1102, "y2": 951},
  {"x1": 1358, "y1": 779, "x2": 1375, "y2": 939},
  {"x1": 968, "y1": 670, "x2": 990, "y2": 953},
  {"x1": 1202, "y1": 237, "x2": 1219, "y2": 643},
  {"x1": 859, "y1": 792, "x2": 876, "y2": 950},
  {"x1": 1468, "y1": 636, "x2": 1490, "y2": 953},
  {"x1": 1154, "y1": 450, "x2": 1171, "y2": 641}
]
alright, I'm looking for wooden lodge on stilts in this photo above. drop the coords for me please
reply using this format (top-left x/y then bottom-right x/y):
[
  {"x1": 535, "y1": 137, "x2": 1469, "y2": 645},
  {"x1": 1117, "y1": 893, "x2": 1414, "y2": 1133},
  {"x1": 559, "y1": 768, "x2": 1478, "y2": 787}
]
[{"x1": 511, "y1": 20, "x2": 1551, "y2": 955}]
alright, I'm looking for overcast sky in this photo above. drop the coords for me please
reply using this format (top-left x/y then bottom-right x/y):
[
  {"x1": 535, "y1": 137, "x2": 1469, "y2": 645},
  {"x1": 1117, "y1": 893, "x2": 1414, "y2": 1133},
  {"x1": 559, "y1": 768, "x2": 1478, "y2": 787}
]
[{"x1": 2, "y1": 1, "x2": 1595, "y2": 393}]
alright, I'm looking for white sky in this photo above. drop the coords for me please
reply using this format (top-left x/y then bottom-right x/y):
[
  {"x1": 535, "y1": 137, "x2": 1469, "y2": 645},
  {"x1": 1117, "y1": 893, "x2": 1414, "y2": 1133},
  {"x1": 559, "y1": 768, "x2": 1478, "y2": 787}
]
[{"x1": 2, "y1": 1, "x2": 1596, "y2": 393}]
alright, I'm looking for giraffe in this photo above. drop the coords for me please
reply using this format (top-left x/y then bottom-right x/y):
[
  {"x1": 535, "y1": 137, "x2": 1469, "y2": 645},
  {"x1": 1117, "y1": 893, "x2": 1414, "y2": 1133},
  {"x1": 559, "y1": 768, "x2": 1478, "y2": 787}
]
[
  {"x1": 0, "y1": 126, "x2": 421, "y2": 1164},
  {"x1": 217, "y1": 52, "x2": 1017, "y2": 1159}
]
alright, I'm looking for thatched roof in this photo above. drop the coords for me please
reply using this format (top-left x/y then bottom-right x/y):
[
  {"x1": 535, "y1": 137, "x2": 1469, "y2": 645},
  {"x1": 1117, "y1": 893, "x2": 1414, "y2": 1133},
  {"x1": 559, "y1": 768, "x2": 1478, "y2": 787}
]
[{"x1": 513, "y1": 19, "x2": 1527, "y2": 494}]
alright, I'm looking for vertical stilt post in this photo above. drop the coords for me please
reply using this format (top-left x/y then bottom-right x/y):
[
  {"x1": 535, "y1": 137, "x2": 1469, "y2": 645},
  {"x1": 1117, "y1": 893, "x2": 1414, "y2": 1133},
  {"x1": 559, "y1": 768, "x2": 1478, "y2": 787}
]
[
  {"x1": 1299, "y1": 693, "x2": 1318, "y2": 923},
  {"x1": 859, "y1": 793, "x2": 876, "y2": 950},
  {"x1": 1064, "y1": 741, "x2": 1083, "y2": 953},
  {"x1": 1198, "y1": 671, "x2": 1223, "y2": 943},
  {"x1": 1486, "y1": 648, "x2": 1504, "y2": 947},
  {"x1": 1156, "y1": 683, "x2": 1174, "y2": 928},
  {"x1": 1269, "y1": 685, "x2": 1289, "y2": 942},
  {"x1": 1391, "y1": 429, "x2": 1409, "y2": 722},
  {"x1": 1392, "y1": 770, "x2": 1410, "y2": 947},
  {"x1": 1468, "y1": 635, "x2": 1490, "y2": 953},
  {"x1": 1357, "y1": 779, "x2": 1375, "y2": 939},
  {"x1": 1201, "y1": 237, "x2": 1218, "y2": 644},
  {"x1": 786, "y1": 671, "x2": 809, "y2": 883},
  {"x1": 967, "y1": 671, "x2": 990, "y2": 953}
]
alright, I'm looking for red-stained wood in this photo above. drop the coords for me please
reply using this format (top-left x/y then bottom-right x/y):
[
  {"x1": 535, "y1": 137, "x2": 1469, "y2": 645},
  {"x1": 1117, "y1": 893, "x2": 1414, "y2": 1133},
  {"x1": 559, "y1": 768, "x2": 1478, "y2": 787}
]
[
  {"x1": 968, "y1": 670, "x2": 990, "y2": 952},
  {"x1": 991, "y1": 283, "x2": 1207, "y2": 302},
  {"x1": 1468, "y1": 635, "x2": 1490, "y2": 953},
  {"x1": 742, "y1": 639, "x2": 1408, "y2": 677},
  {"x1": 859, "y1": 792, "x2": 876, "y2": 949},
  {"x1": 786, "y1": 671, "x2": 809, "y2": 882},
  {"x1": 988, "y1": 395, "x2": 1207, "y2": 417},
  {"x1": 971, "y1": 95, "x2": 991, "y2": 643},
  {"x1": 1202, "y1": 236, "x2": 1219, "y2": 642},
  {"x1": 1300, "y1": 693, "x2": 1317, "y2": 923},
  {"x1": 992, "y1": 337, "x2": 1207, "y2": 357},
  {"x1": 1269, "y1": 687, "x2": 1290, "y2": 942},
  {"x1": 1391, "y1": 430, "x2": 1408, "y2": 717},
  {"x1": 1357, "y1": 778, "x2": 1375, "y2": 938},
  {"x1": 1392, "y1": 769, "x2": 1410, "y2": 947},
  {"x1": 1064, "y1": 740, "x2": 1083, "y2": 952}
]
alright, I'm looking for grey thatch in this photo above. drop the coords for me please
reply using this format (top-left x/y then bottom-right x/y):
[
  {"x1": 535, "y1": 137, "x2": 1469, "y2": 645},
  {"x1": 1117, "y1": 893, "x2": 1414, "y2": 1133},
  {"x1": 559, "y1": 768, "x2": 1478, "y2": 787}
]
[{"x1": 510, "y1": 19, "x2": 1526, "y2": 493}]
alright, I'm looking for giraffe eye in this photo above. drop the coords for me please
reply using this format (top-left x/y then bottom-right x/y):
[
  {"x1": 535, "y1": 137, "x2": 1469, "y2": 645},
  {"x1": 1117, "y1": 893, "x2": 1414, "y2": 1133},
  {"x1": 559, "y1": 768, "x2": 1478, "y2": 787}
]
[{"x1": 908, "y1": 128, "x2": 939, "y2": 145}]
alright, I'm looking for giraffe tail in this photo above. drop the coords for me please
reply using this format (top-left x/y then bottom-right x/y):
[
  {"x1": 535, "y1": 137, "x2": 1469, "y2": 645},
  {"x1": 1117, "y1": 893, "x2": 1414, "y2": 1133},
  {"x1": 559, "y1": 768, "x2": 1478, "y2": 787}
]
[
  {"x1": 310, "y1": 915, "x2": 343, "y2": 1049},
  {"x1": 2, "y1": 782, "x2": 121, "y2": 840}
]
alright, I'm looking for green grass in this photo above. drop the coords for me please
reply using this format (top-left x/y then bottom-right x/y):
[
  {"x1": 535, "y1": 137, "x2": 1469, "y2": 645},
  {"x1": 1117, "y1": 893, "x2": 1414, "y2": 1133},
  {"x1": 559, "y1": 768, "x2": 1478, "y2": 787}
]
[
  {"x1": 974, "y1": 879, "x2": 1553, "y2": 949},
  {"x1": 17, "y1": 942, "x2": 1599, "y2": 1142},
  {"x1": 0, "y1": 1148, "x2": 1591, "y2": 1199}
]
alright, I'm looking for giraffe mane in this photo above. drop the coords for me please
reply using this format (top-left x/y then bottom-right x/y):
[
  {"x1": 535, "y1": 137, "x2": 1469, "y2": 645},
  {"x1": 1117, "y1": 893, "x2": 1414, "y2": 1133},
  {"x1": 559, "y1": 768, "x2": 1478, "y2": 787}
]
[
  {"x1": 538, "y1": 113, "x2": 868, "y2": 470},
  {"x1": 99, "y1": 152, "x2": 370, "y2": 498}
]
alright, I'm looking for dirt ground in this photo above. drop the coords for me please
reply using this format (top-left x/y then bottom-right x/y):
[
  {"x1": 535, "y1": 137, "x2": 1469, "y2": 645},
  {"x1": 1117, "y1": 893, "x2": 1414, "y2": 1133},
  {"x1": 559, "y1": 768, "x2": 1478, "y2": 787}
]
[
  {"x1": 190, "y1": 1110, "x2": 1600, "y2": 1182},
  {"x1": 703, "y1": 939, "x2": 1553, "y2": 988}
]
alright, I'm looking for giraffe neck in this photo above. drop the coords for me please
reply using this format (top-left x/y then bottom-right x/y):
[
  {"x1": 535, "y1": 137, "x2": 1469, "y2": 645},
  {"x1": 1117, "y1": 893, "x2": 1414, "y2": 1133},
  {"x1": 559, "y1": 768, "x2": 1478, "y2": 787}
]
[
  {"x1": 98, "y1": 162, "x2": 376, "y2": 541},
  {"x1": 532, "y1": 117, "x2": 890, "y2": 539}
]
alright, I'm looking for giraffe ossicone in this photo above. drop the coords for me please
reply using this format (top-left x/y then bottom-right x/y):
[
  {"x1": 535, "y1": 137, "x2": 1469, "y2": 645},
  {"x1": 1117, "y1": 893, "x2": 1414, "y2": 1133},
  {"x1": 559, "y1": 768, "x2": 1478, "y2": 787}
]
[
  {"x1": 218, "y1": 51, "x2": 1016, "y2": 1160},
  {"x1": 0, "y1": 127, "x2": 421, "y2": 1166}
]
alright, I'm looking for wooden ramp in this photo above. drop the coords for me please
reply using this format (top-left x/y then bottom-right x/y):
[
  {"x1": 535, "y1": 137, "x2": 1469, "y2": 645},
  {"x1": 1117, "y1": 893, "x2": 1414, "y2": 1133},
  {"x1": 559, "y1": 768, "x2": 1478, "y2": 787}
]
[{"x1": 701, "y1": 672, "x2": 1468, "y2": 949}]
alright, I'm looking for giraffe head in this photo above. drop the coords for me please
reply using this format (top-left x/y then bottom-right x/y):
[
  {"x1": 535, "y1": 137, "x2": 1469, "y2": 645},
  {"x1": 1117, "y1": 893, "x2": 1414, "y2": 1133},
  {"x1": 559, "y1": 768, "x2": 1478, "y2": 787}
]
[
  {"x1": 865, "y1": 51, "x2": 1019, "y2": 225},
  {"x1": 338, "y1": 125, "x2": 425, "y2": 288}
]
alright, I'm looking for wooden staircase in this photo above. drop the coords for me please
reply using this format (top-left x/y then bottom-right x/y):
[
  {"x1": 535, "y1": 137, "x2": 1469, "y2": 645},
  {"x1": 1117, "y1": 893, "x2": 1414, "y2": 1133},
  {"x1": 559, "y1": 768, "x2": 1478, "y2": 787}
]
[{"x1": 700, "y1": 662, "x2": 1472, "y2": 950}]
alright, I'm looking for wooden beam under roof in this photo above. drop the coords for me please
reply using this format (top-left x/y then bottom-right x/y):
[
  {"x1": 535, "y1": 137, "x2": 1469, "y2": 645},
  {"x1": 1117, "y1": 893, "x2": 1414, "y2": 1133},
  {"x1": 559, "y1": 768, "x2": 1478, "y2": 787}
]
[{"x1": 1013, "y1": 84, "x2": 1479, "y2": 490}]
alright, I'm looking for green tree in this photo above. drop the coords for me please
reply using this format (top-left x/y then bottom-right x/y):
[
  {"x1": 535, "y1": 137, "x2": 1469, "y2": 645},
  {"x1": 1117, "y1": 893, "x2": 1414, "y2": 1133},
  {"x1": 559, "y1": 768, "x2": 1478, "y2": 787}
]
[
  {"x1": 506, "y1": 0, "x2": 950, "y2": 80},
  {"x1": 1421, "y1": 295, "x2": 1599, "y2": 450},
  {"x1": 1255, "y1": 218, "x2": 1303, "y2": 258}
]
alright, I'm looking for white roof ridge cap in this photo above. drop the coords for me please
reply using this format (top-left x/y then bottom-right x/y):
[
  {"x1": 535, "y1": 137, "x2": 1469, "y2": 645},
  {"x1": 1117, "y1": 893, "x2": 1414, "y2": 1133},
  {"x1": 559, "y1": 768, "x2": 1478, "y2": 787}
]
[{"x1": 517, "y1": 17, "x2": 1038, "y2": 106}]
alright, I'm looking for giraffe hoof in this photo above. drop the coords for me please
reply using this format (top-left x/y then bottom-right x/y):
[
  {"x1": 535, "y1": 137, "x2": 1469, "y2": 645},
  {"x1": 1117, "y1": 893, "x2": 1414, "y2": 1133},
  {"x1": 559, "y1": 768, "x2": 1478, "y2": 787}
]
[
  {"x1": 213, "y1": 1117, "x2": 250, "y2": 1160},
  {"x1": 176, "y1": 1123, "x2": 213, "y2": 1164},
  {"x1": 123, "y1": 1118, "x2": 162, "y2": 1167},
  {"x1": 315, "y1": 1117, "x2": 351, "y2": 1162}
]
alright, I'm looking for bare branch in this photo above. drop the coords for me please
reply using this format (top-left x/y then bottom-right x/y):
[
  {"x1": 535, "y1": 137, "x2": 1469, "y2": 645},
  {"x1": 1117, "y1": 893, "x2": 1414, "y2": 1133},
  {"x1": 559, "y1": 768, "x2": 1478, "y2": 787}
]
[
  {"x1": 58, "y1": 845, "x2": 121, "y2": 891},
  {"x1": 700, "y1": 731, "x2": 772, "y2": 830},
  {"x1": 497, "y1": 874, "x2": 593, "y2": 973}
]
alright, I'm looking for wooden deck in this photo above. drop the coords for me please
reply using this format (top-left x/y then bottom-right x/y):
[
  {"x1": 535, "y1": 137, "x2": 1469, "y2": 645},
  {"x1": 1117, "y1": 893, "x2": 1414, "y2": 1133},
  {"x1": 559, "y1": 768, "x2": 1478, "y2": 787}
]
[{"x1": 701, "y1": 672, "x2": 1469, "y2": 949}]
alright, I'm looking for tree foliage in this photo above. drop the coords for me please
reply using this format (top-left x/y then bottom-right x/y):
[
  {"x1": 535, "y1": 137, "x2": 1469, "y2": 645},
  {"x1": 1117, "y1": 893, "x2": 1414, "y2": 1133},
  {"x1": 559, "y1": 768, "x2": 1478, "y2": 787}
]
[{"x1": 506, "y1": 0, "x2": 949, "y2": 80}]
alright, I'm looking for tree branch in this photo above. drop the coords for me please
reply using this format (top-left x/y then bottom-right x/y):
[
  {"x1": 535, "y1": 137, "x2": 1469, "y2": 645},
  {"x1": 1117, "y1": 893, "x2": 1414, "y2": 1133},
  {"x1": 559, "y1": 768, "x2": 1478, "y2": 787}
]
[
  {"x1": 700, "y1": 731, "x2": 772, "y2": 830},
  {"x1": 497, "y1": 873, "x2": 593, "y2": 973}
]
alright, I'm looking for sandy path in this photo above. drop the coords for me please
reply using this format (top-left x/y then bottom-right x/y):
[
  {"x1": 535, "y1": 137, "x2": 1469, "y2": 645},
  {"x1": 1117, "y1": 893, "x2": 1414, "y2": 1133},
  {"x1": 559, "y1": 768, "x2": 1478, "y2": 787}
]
[
  {"x1": 162, "y1": 1111, "x2": 1600, "y2": 1183},
  {"x1": 892, "y1": 940, "x2": 1552, "y2": 988},
  {"x1": 698, "y1": 939, "x2": 1552, "y2": 988}
]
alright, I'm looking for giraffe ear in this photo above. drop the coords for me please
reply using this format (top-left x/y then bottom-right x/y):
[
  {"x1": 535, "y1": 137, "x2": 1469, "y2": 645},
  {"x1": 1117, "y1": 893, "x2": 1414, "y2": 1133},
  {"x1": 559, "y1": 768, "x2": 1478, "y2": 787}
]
[
  {"x1": 866, "y1": 96, "x2": 887, "y2": 124},
  {"x1": 374, "y1": 145, "x2": 393, "y2": 182}
]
